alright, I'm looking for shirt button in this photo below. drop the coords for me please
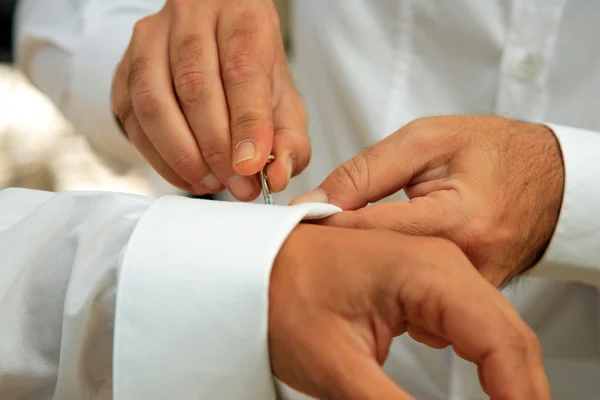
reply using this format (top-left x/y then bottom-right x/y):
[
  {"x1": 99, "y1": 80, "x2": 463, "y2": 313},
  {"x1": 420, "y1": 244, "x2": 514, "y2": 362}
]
[{"x1": 515, "y1": 52, "x2": 544, "y2": 82}]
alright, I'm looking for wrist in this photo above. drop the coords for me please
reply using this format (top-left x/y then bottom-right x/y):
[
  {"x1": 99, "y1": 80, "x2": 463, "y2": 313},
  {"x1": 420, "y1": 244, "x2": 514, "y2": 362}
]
[{"x1": 521, "y1": 123, "x2": 565, "y2": 272}]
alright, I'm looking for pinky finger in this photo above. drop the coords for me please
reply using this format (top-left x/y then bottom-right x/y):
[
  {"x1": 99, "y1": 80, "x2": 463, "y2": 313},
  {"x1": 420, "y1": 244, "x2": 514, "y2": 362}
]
[{"x1": 126, "y1": 115, "x2": 215, "y2": 194}]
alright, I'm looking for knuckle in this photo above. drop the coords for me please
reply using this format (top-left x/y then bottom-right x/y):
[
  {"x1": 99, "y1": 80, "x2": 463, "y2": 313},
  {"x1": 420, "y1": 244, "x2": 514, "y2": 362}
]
[
  {"x1": 175, "y1": 70, "x2": 211, "y2": 110},
  {"x1": 172, "y1": 35, "x2": 211, "y2": 109},
  {"x1": 127, "y1": 56, "x2": 151, "y2": 92},
  {"x1": 231, "y1": 110, "x2": 270, "y2": 133},
  {"x1": 126, "y1": 57, "x2": 160, "y2": 119},
  {"x1": 403, "y1": 117, "x2": 441, "y2": 150},
  {"x1": 222, "y1": 51, "x2": 263, "y2": 87},
  {"x1": 174, "y1": 33, "x2": 208, "y2": 69},
  {"x1": 202, "y1": 146, "x2": 229, "y2": 168},
  {"x1": 406, "y1": 116, "x2": 444, "y2": 134},
  {"x1": 199, "y1": 136, "x2": 230, "y2": 167},
  {"x1": 335, "y1": 154, "x2": 369, "y2": 193},
  {"x1": 132, "y1": 17, "x2": 154, "y2": 39},
  {"x1": 131, "y1": 88, "x2": 163, "y2": 119},
  {"x1": 228, "y1": 12, "x2": 260, "y2": 43},
  {"x1": 406, "y1": 116, "x2": 432, "y2": 130},
  {"x1": 171, "y1": 149, "x2": 201, "y2": 178}
]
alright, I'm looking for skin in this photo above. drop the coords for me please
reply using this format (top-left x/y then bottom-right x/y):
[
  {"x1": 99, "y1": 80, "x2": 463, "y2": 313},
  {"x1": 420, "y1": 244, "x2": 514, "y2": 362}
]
[
  {"x1": 292, "y1": 115, "x2": 565, "y2": 287},
  {"x1": 111, "y1": 7, "x2": 558, "y2": 395},
  {"x1": 112, "y1": 0, "x2": 309, "y2": 199},
  {"x1": 270, "y1": 224, "x2": 551, "y2": 400}
]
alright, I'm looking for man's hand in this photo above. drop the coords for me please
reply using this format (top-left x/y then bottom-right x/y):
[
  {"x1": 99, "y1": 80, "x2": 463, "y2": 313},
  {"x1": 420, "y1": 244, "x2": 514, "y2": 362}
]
[
  {"x1": 291, "y1": 116, "x2": 565, "y2": 286},
  {"x1": 112, "y1": 0, "x2": 309, "y2": 199},
  {"x1": 269, "y1": 224, "x2": 550, "y2": 400}
]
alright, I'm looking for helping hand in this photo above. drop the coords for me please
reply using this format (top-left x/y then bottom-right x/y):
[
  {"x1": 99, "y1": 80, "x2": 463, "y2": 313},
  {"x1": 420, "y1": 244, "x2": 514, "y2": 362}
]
[
  {"x1": 292, "y1": 116, "x2": 565, "y2": 286},
  {"x1": 112, "y1": 0, "x2": 310, "y2": 199}
]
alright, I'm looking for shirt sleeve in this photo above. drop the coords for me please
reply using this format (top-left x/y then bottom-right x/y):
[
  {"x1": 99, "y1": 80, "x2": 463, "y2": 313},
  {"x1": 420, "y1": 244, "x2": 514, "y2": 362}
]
[
  {"x1": 112, "y1": 197, "x2": 330, "y2": 400},
  {"x1": 530, "y1": 124, "x2": 600, "y2": 289},
  {"x1": 14, "y1": 0, "x2": 164, "y2": 173},
  {"x1": 0, "y1": 188, "x2": 151, "y2": 400},
  {"x1": 0, "y1": 187, "x2": 340, "y2": 399}
]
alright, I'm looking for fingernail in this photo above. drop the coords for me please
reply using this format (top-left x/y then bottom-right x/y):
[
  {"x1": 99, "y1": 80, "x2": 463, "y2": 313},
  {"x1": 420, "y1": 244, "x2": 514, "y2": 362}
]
[
  {"x1": 290, "y1": 189, "x2": 328, "y2": 205},
  {"x1": 228, "y1": 175, "x2": 256, "y2": 199},
  {"x1": 235, "y1": 140, "x2": 256, "y2": 165},
  {"x1": 201, "y1": 173, "x2": 221, "y2": 190}
]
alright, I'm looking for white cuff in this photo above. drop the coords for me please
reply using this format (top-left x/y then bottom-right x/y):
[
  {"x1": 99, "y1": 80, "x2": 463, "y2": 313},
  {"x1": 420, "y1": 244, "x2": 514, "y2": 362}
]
[
  {"x1": 113, "y1": 197, "x2": 340, "y2": 399},
  {"x1": 531, "y1": 124, "x2": 600, "y2": 288}
]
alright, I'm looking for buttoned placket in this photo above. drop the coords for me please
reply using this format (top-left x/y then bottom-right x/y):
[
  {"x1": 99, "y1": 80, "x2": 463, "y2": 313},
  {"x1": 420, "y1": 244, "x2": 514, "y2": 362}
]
[{"x1": 495, "y1": 0, "x2": 566, "y2": 123}]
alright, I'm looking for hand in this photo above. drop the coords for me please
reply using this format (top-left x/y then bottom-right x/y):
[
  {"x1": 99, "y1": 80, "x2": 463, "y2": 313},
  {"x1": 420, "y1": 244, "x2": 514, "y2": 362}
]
[
  {"x1": 112, "y1": 0, "x2": 309, "y2": 199},
  {"x1": 269, "y1": 224, "x2": 550, "y2": 400},
  {"x1": 291, "y1": 116, "x2": 565, "y2": 286}
]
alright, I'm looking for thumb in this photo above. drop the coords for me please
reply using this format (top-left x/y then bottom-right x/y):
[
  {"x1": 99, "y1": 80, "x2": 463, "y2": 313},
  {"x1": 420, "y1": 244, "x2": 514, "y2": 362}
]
[
  {"x1": 291, "y1": 136, "x2": 413, "y2": 209},
  {"x1": 290, "y1": 120, "x2": 454, "y2": 210}
]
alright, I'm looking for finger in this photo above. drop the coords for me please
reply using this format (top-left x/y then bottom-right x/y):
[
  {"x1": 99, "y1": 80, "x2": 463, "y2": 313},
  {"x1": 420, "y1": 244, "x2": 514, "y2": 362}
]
[
  {"x1": 114, "y1": 52, "x2": 203, "y2": 193},
  {"x1": 290, "y1": 119, "x2": 456, "y2": 209},
  {"x1": 455, "y1": 304, "x2": 550, "y2": 400},
  {"x1": 266, "y1": 54, "x2": 311, "y2": 192},
  {"x1": 218, "y1": 7, "x2": 276, "y2": 176},
  {"x1": 322, "y1": 357, "x2": 414, "y2": 400},
  {"x1": 406, "y1": 272, "x2": 550, "y2": 400},
  {"x1": 170, "y1": 5, "x2": 259, "y2": 199},
  {"x1": 322, "y1": 191, "x2": 460, "y2": 237},
  {"x1": 313, "y1": 319, "x2": 413, "y2": 400},
  {"x1": 123, "y1": 108, "x2": 203, "y2": 193},
  {"x1": 128, "y1": 16, "x2": 210, "y2": 189},
  {"x1": 404, "y1": 178, "x2": 448, "y2": 199}
]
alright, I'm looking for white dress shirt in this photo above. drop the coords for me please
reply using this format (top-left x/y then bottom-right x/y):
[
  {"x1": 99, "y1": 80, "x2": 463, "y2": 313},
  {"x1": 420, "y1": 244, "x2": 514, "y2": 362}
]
[
  {"x1": 14, "y1": 0, "x2": 600, "y2": 398},
  {"x1": 0, "y1": 187, "x2": 341, "y2": 399}
]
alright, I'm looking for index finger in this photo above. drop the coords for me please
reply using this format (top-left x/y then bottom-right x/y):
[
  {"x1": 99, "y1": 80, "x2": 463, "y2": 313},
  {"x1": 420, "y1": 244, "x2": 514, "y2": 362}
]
[
  {"x1": 218, "y1": 8, "x2": 276, "y2": 176},
  {"x1": 290, "y1": 118, "x2": 458, "y2": 210}
]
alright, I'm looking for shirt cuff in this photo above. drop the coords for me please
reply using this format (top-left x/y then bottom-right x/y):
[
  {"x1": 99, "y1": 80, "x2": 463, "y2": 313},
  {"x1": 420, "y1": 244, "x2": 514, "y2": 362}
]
[
  {"x1": 113, "y1": 197, "x2": 340, "y2": 399},
  {"x1": 530, "y1": 124, "x2": 600, "y2": 288}
]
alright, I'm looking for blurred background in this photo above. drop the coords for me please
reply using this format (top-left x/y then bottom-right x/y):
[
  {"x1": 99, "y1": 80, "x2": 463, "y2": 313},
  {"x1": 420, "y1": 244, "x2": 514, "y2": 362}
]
[{"x1": 0, "y1": 0, "x2": 290, "y2": 195}]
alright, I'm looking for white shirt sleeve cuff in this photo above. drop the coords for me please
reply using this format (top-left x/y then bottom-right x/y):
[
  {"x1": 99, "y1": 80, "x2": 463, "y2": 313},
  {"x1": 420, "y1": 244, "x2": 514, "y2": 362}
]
[
  {"x1": 530, "y1": 123, "x2": 600, "y2": 288},
  {"x1": 113, "y1": 197, "x2": 340, "y2": 399}
]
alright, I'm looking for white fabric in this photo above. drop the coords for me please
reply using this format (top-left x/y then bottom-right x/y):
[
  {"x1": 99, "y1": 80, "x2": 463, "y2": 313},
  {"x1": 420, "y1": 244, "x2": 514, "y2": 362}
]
[
  {"x1": 14, "y1": 0, "x2": 600, "y2": 398},
  {"x1": 114, "y1": 197, "x2": 340, "y2": 399},
  {"x1": 0, "y1": 188, "x2": 341, "y2": 399}
]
